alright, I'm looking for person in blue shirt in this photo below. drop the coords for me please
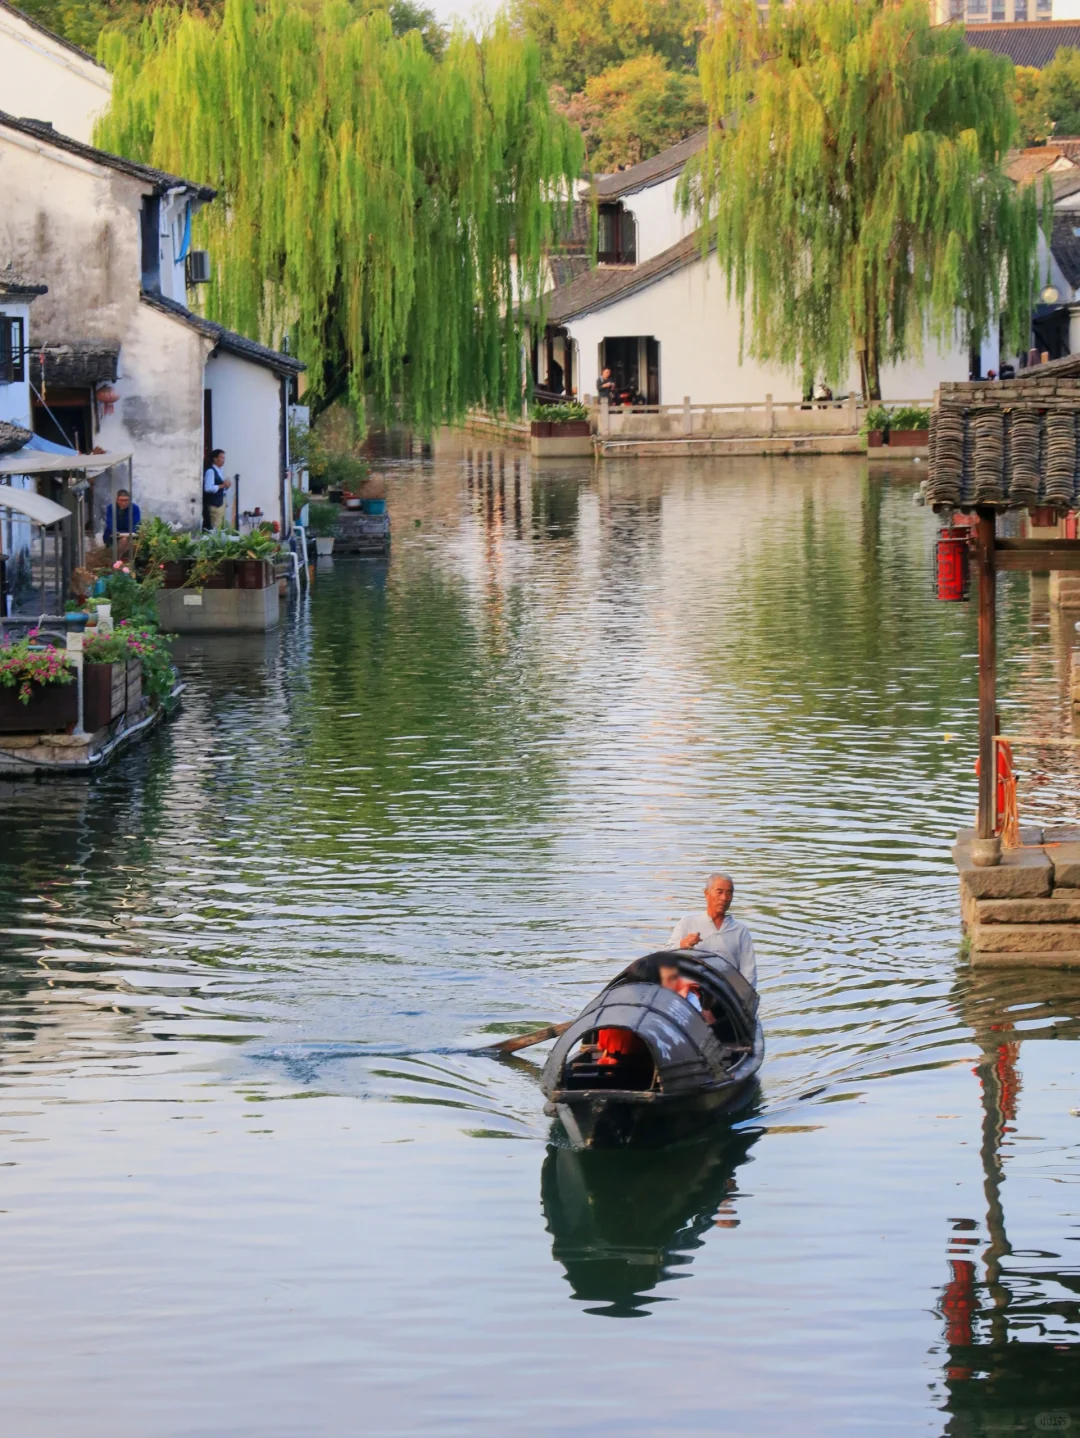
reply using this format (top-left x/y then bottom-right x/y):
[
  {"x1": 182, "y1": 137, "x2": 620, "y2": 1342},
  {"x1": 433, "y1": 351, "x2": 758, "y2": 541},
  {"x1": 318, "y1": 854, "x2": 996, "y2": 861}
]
[{"x1": 102, "y1": 489, "x2": 141, "y2": 547}]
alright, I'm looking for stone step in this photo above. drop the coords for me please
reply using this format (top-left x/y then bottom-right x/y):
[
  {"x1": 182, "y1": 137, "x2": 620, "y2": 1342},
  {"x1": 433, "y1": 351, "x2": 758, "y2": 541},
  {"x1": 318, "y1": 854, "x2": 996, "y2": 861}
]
[
  {"x1": 954, "y1": 842, "x2": 1052, "y2": 900},
  {"x1": 975, "y1": 896, "x2": 1080, "y2": 923},
  {"x1": 971, "y1": 949, "x2": 1080, "y2": 969},
  {"x1": 971, "y1": 922, "x2": 1080, "y2": 953},
  {"x1": 1043, "y1": 841, "x2": 1080, "y2": 887}
]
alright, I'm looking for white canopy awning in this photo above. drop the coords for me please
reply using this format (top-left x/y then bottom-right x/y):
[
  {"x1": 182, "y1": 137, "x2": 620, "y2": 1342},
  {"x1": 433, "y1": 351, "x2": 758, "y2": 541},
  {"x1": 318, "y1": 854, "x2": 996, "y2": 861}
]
[
  {"x1": 0, "y1": 484, "x2": 70, "y2": 525},
  {"x1": 0, "y1": 450, "x2": 132, "y2": 477}
]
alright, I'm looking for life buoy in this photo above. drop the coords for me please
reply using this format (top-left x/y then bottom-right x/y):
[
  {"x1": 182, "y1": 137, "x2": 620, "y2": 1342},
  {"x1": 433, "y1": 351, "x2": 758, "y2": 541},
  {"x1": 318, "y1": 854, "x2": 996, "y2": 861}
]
[{"x1": 974, "y1": 740, "x2": 1018, "y2": 845}]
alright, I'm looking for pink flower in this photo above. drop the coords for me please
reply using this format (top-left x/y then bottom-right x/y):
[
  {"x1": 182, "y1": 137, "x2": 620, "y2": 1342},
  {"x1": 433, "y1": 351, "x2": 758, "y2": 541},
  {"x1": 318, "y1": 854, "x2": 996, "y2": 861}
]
[{"x1": 113, "y1": 561, "x2": 123, "y2": 570}]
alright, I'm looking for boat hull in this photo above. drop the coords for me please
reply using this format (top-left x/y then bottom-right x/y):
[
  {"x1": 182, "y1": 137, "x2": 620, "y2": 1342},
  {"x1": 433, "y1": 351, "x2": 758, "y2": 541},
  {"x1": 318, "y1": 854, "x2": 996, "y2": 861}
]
[{"x1": 547, "y1": 1020, "x2": 764, "y2": 1149}]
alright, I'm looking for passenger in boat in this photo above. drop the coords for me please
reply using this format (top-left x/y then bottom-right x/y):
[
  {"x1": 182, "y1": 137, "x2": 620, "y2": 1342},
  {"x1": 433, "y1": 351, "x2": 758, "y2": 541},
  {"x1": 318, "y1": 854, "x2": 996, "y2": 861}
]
[
  {"x1": 666, "y1": 873, "x2": 757, "y2": 986},
  {"x1": 657, "y1": 960, "x2": 715, "y2": 1025}
]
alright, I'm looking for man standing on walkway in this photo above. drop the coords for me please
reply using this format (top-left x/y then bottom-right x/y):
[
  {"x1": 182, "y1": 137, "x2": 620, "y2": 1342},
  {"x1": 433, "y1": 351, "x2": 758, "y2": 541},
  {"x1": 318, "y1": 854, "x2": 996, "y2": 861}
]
[
  {"x1": 203, "y1": 449, "x2": 231, "y2": 530},
  {"x1": 666, "y1": 872, "x2": 757, "y2": 987}
]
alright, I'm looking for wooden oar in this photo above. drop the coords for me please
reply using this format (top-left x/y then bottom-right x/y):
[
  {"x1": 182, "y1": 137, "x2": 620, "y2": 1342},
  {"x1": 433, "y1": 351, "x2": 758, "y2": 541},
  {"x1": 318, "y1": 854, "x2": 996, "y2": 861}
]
[{"x1": 480, "y1": 1020, "x2": 573, "y2": 1055}]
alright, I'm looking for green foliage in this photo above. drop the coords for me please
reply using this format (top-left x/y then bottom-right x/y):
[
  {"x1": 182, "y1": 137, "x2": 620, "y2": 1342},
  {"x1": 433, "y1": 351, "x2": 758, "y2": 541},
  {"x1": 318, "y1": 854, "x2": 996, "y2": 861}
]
[
  {"x1": 306, "y1": 501, "x2": 341, "y2": 537},
  {"x1": 1038, "y1": 47, "x2": 1080, "y2": 140},
  {"x1": 96, "y1": 561, "x2": 163, "y2": 626},
  {"x1": 512, "y1": 0, "x2": 702, "y2": 93},
  {"x1": 861, "y1": 405, "x2": 892, "y2": 435},
  {"x1": 97, "y1": 0, "x2": 582, "y2": 429},
  {"x1": 551, "y1": 53, "x2": 706, "y2": 173},
  {"x1": 533, "y1": 400, "x2": 588, "y2": 420},
  {"x1": 889, "y1": 405, "x2": 930, "y2": 432},
  {"x1": 0, "y1": 635, "x2": 74, "y2": 703},
  {"x1": 682, "y1": 0, "x2": 1040, "y2": 400},
  {"x1": 1014, "y1": 65, "x2": 1052, "y2": 148},
  {"x1": 84, "y1": 622, "x2": 176, "y2": 707}
]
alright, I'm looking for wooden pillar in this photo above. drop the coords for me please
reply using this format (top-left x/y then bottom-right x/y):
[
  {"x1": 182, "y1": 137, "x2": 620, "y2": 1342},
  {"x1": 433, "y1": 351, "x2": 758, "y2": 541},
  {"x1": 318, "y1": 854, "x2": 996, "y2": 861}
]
[{"x1": 976, "y1": 508, "x2": 997, "y2": 839}]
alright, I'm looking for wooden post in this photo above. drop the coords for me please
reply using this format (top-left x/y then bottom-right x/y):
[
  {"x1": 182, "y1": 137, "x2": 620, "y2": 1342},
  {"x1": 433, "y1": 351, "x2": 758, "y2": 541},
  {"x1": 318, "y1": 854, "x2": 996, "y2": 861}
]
[{"x1": 976, "y1": 508, "x2": 997, "y2": 840}]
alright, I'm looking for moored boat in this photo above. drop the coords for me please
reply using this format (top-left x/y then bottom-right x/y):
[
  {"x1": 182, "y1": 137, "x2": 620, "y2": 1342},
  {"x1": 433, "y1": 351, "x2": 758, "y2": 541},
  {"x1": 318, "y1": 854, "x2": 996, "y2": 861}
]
[{"x1": 540, "y1": 949, "x2": 763, "y2": 1149}]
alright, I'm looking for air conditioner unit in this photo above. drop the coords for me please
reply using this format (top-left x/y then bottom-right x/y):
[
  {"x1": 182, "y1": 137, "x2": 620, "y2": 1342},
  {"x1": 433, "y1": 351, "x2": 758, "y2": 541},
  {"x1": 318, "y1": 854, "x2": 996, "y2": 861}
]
[{"x1": 186, "y1": 250, "x2": 212, "y2": 285}]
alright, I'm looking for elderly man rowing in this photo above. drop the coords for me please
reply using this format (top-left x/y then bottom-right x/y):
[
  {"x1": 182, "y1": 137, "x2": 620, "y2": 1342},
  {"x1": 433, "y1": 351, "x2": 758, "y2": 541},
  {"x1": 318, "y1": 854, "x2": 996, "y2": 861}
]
[{"x1": 666, "y1": 872, "x2": 757, "y2": 987}]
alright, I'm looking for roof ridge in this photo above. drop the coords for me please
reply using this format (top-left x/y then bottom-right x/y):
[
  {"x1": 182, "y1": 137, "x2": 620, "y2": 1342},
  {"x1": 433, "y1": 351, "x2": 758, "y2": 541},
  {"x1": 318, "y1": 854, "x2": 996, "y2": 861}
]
[
  {"x1": 0, "y1": 0, "x2": 107, "y2": 73},
  {"x1": 140, "y1": 290, "x2": 304, "y2": 375}
]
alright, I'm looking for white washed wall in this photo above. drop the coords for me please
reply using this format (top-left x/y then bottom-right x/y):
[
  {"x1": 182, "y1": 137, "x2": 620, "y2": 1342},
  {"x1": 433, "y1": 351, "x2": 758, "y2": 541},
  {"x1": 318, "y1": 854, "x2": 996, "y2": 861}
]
[
  {"x1": 0, "y1": 129, "x2": 212, "y2": 527},
  {"x1": 204, "y1": 352, "x2": 284, "y2": 528},
  {"x1": 0, "y1": 6, "x2": 111, "y2": 142},
  {"x1": 571, "y1": 253, "x2": 968, "y2": 405},
  {"x1": 618, "y1": 174, "x2": 693, "y2": 266}
]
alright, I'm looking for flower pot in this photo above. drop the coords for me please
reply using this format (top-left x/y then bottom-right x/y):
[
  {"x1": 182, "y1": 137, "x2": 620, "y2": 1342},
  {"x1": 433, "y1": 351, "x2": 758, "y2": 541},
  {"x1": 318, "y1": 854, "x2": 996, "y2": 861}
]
[
  {"x1": 867, "y1": 429, "x2": 884, "y2": 448},
  {"x1": 887, "y1": 429, "x2": 928, "y2": 447},
  {"x1": 345, "y1": 498, "x2": 362, "y2": 510},
  {"x1": 0, "y1": 681, "x2": 78, "y2": 734},
  {"x1": 83, "y1": 661, "x2": 126, "y2": 731},
  {"x1": 327, "y1": 488, "x2": 344, "y2": 504},
  {"x1": 234, "y1": 558, "x2": 272, "y2": 589},
  {"x1": 359, "y1": 498, "x2": 386, "y2": 515},
  {"x1": 126, "y1": 658, "x2": 142, "y2": 714},
  {"x1": 315, "y1": 536, "x2": 335, "y2": 556}
]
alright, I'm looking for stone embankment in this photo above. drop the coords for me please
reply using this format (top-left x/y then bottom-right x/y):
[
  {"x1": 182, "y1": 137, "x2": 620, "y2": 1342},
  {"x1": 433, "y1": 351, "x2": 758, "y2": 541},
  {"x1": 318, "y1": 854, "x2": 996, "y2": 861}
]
[{"x1": 955, "y1": 825, "x2": 1080, "y2": 966}]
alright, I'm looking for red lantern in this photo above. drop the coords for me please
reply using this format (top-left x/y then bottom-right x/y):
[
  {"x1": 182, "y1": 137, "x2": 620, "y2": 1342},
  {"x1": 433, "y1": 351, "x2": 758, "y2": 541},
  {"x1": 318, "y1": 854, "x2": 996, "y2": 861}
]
[{"x1": 935, "y1": 526, "x2": 970, "y2": 601}]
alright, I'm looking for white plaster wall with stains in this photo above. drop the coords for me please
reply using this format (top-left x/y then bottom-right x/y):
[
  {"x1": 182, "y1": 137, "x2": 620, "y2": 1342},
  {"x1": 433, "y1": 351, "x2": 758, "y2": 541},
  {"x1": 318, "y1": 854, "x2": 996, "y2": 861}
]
[
  {"x1": 0, "y1": 2, "x2": 112, "y2": 143},
  {"x1": 0, "y1": 127, "x2": 211, "y2": 526}
]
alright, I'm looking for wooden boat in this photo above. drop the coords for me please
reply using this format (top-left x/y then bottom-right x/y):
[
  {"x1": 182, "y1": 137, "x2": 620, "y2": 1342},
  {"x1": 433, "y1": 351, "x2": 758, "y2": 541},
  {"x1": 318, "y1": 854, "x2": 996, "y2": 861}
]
[{"x1": 540, "y1": 949, "x2": 763, "y2": 1149}]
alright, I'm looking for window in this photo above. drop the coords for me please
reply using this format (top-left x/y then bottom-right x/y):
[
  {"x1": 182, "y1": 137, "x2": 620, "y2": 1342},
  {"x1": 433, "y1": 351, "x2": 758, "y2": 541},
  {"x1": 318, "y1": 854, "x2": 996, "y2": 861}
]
[
  {"x1": 991, "y1": 0, "x2": 1006, "y2": 18},
  {"x1": 597, "y1": 203, "x2": 636, "y2": 265},
  {"x1": 1036, "y1": 0, "x2": 1052, "y2": 12},
  {"x1": 949, "y1": 0, "x2": 964, "y2": 16},
  {"x1": 967, "y1": 0, "x2": 987, "y2": 14},
  {"x1": 0, "y1": 314, "x2": 25, "y2": 385},
  {"x1": 1014, "y1": 0, "x2": 1028, "y2": 18}
]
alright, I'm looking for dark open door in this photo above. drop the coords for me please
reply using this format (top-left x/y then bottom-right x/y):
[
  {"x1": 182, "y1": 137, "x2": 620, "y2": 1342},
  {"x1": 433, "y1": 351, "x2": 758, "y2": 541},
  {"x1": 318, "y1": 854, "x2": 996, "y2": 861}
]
[
  {"x1": 646, "y1": 338, "x2": 660, "y2": 405},
  {"x1": 203, "y1": 387, "x2": 213, "y2": 464}
]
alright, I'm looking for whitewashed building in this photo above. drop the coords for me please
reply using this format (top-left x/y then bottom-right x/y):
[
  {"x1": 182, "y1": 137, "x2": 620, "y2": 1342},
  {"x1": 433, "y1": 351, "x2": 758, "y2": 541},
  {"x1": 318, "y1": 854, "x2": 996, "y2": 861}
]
[
  {"x1": 0, "y1": 0, "x2": 111, "y2": 144},
  {"x1": 537, "y1": 131, "x2": 972, "y2": 408},
  {"x1": 0, "y1": 108, "x2": 303, "y2": 531}
]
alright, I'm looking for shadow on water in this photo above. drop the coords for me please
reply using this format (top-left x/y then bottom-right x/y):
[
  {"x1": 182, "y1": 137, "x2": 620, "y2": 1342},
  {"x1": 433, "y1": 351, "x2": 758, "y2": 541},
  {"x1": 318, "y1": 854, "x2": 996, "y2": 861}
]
[
  {"x1": 541, "y1": 1118, "x2": 760, "y2": 1318},
  {"x1": 936, "y1": 968, "x2": 1080, "y2": 1436}
]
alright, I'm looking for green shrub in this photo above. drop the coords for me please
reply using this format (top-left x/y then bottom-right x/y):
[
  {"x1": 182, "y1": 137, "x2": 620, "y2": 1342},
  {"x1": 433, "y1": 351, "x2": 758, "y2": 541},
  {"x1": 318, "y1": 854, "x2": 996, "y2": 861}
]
[
  {"x1": 861, "y1": 404, "x2": 892, "y2": 434},
  {"x1": 532, "y1": 401, "x2": 589, "y2": 422},
  {"x1": 890, "y1": 405, "x2": 930, "y2": 431},
  {"x1": 306, "y1": 501, "x2": 340, "y2": 537}
]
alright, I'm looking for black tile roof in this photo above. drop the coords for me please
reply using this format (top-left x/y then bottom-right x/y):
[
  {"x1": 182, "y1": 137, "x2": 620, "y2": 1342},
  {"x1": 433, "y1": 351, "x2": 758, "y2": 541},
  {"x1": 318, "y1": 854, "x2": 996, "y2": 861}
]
[
  {"x1": 0, "y1": 111, "x2": 216, "y2": 201},
  {"x1": 964, "y1": 22, "x2": 1080, "y2": 70},
  {"x1": 30, "y1": 339, "x2": 119, "y2": 388},
  {"x1": 0, "y1": 419, "x2": 32, "y2": 454},
  {"x1": 0, "y1": 0, "x2": 104, "y2": 70},
  {"x1": 544, "y1": 231, "x2": 707, "y2": 324},
  {"x1": 593, "y1": 130, "x2": 707, "y2": 200},
  {"x1": 0, "y1": 265, "x2": 46, "y2": 297},
  {"x1": 141, "y1": 291, "x2": 305, "y2": 376}
]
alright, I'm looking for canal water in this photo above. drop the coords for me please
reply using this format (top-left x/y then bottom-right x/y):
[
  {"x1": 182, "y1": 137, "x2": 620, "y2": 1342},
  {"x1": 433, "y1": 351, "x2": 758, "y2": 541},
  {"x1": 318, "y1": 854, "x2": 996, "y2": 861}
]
[{"x1": 1, "y1": 442, "x2": 1077, "y2": 1436}]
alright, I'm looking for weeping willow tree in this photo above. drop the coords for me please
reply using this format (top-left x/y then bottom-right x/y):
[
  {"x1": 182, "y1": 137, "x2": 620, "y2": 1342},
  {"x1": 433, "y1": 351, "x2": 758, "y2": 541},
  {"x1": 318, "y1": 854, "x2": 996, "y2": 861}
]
[
  {"x1": 680, "y1": 0, "x2": 1041, "y2": 399},
  {"x1": 96, "y1": 0, "x2": 582, "y2": 425}
]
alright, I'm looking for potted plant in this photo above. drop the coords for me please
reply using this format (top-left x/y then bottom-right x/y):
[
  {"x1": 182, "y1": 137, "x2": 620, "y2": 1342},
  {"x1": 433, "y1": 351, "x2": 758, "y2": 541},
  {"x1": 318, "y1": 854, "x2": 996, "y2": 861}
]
[
  {"x1": 861, "y1": 405, "x2": 891, "y2": 448},
  {"x1": 0, "y1": 634, "x2": 77, "y2": 733},
  {"x1": 308, "y1": 501, "x2": 339, "y2": 555},
  {"x1": 532, "y1": 401, "x2": 591, "y2": 437},
  {"x1": 234, "y1": 528, "x2": 279, "y2": 588},
  {"x1": 887, "y1": 405, "x2": 930, "y2": 446}
]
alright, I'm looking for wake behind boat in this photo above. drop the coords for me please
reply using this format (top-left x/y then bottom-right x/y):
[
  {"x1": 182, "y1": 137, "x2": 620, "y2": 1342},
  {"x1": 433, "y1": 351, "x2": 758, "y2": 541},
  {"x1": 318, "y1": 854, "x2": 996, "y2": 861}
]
[{"x1": 541, "y1": 949, "x2": 764, "y2": 1149}]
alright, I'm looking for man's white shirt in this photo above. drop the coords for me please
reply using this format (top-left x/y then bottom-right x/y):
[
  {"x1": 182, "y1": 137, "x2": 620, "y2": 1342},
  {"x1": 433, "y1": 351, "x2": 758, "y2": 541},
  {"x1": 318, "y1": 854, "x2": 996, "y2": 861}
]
[
  {"x1": 204, "y1": 465, "x2": 225, "y2": 493},
  {"x1": 666, "y1": 913, "x2": 757, "y2": 987}
]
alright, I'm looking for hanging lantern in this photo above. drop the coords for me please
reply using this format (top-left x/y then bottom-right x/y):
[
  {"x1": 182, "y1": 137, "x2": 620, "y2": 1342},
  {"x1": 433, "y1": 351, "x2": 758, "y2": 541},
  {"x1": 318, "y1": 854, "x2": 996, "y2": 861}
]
[
  {"x1": 96, "y1": 384, "x2": 120, "y2": 417},
  {"x1": 935, "y1": 526, "x2": 970, "y2": 601}
]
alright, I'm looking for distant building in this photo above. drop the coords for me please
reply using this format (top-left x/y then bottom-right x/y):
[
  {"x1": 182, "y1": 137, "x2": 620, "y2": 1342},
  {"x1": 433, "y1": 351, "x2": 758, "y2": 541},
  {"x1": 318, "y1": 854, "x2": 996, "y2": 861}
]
[{"x1": 962, "y1": 20, "x2": 1080, "y2": 69}]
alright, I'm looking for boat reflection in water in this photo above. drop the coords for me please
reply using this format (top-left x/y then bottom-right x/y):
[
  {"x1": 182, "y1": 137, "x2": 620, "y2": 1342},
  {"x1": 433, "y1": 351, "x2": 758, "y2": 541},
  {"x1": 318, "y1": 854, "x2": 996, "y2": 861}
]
[
  {"x1": 541, "y1": 1122, "x2": 759, "y2": 1318},
  {"x1": 937, "y1": 969, "x2": 1080, "y2": 1436}
]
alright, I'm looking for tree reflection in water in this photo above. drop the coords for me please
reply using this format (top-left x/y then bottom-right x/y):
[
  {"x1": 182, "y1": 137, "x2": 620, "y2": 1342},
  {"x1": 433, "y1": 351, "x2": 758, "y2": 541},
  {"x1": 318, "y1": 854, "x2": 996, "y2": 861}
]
[
  {"x1": 541, "y1": 1120, "x2": 759, "y2": 1318},
  {"x1": 937, "y1": 970, "x2": 1080, "y2": 1436}
]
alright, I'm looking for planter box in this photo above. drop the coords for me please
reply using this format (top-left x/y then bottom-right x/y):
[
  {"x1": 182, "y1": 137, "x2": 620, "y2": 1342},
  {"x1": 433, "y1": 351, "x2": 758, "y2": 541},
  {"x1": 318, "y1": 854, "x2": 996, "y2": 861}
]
[
  {"x1": 83, "y1": 661, "x2": 126, "y2": 731},
  {"x1": 867, "y1": 429, "x2": 884, "y2": 448},
  {"x1": 531, "y1": 420, "x2": 552, "y2": 437},
  {"x1": 888, "y1": 429, "x2": 928, "y2": 447},
  {"x1": 0, "y1": 681, "x2": 78, "y2": 734},
  {"x1": 160, "y1": 560, "x2": 194, "y2": 589},
  {"x1": 553, "y1": 420, "x2": 590, "y2": 437},
  {"x1": 234, "y1": 558, "x2": 273, "y2": 589},
  {"x1": 156, "y1": 581, "x2": 280, "y2": 633},
  {"x1": 126, "y1": 658, "x2": 142, "y2": 714},
  {"x1": 200, "y1": 559, "x2": 234, "y2": 590}
]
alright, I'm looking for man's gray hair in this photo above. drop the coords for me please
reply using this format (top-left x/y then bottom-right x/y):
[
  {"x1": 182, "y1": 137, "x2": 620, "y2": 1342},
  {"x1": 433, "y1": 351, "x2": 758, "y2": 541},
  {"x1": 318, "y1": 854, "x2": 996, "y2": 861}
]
[{"x1": 705, "y1": 872, "x2": 734, "y2": 889}]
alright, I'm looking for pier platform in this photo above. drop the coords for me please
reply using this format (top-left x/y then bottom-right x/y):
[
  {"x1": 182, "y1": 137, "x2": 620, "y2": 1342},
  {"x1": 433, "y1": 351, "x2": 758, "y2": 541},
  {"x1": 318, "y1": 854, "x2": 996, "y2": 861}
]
[{"x1": 955, "y1": 826, "x2": 1080, "y2": 967}]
